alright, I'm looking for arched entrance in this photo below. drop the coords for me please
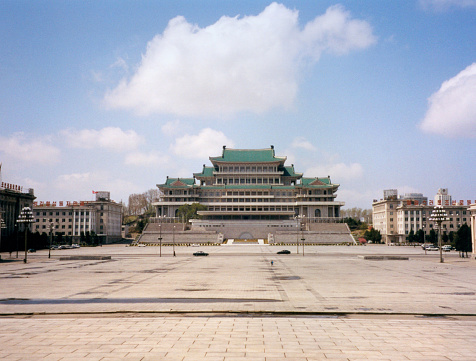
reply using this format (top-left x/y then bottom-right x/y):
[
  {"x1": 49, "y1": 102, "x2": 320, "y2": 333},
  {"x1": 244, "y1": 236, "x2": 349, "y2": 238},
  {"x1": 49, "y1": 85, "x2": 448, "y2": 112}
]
[{"x1": 238, "y1": 232, "x2": 254, "y2": 239}]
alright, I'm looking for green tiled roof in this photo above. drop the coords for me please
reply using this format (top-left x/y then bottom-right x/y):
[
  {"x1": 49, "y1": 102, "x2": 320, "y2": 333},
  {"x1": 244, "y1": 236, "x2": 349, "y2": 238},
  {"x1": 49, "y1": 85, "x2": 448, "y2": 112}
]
[
  {"x1": 158, "y1": 178, "x2": 195, "y2": 188},
  {"x1": 193, "y1": 166, "x2": 215, "y2": 178},
  {"x1": 282, "y1": 166, "x2": 302, "y2": 178},
  {"x1": 301, "y1": 177, "x2": 332, "y2": 186},
  {"x1": 210, "y1": 148, "x2": 286, "y2": 163}
]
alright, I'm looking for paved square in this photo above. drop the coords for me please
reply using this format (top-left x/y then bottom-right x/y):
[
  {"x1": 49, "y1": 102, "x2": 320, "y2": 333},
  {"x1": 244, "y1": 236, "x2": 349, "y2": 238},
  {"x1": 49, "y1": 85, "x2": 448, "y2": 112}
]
[{"x1": 1, "y1": 244, "x2": 476, "y2": 360}]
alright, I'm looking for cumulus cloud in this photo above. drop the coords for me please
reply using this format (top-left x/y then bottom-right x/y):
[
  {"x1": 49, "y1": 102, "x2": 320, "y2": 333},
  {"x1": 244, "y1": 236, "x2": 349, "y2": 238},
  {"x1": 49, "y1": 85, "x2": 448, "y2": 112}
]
[
  {"x1": 306, "y1": 162, "x2": 364, "y2": 182},
  {"x1": 290, "y1": 137, "x2": 316, "y2": 151},
  {"x1": 124, "y1": 151, "x2": 171, "y2": 167},
  {"x1": 420, "y1": 0, "x2": 476, "y2": 10},
  {"x1": 171, "y1": 128, "x2": 235, "y2": 159},
  {"x1": 337, "y1": 188, "x2": 374, "y2": 209},
  {"x1": 104, "y1": 3, "x2": 376, "y2": 117},
  {"x1": 55, "y1": 171, "x2": 139, "y2": 200},
  {"x1": 0, "y1": 133, "x2": 60, "y2": 165},
  {"x1": 420, "y1": 63, "x2": 476, "y2": 138},
  {"x1": 61, "y1": 127, "x2": 143, "y2": 151},
  {"x1": 161, "y1": 119, "x2": 182, "y2": 137}
]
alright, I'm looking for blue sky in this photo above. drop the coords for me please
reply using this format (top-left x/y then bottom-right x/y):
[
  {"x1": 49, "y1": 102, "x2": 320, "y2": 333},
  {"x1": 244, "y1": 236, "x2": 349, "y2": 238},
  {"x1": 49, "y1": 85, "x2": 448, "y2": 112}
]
[{"x1": 0, "y1": 0, "x2": 475, "y2": 209}]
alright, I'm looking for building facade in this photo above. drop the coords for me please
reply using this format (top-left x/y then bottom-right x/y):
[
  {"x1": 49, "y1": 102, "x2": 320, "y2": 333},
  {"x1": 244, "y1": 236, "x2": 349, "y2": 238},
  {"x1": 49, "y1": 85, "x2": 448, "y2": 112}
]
[
  {"x1": 373, "y1": 189, "x2": 473, "y2": 244},
  {"x1": 33, "y1": 191, "x2": 123, "y2": 244},
  {"x1": 153, "y1": 147, "x2": 344, "y2": 241},
  {"x1": 0, "y1": 182, "x2": 36, "y2": 250}
]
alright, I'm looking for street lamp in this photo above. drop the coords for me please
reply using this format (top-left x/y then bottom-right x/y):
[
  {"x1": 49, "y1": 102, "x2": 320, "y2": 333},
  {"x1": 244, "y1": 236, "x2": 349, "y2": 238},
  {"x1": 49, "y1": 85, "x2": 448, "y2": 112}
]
[
  {"x1": 0, "y1": 211, "x2": 6, "y2": 254},
  {"x1": 429, "y1": 206, "x2": 449, "y2": 263},
  {"x1": 295, "y1": 214, "x2": 305, "y2": 254},
  {"x1": 17, "y1": 206, "x2": 35, "y2": 263},
  {"x1": 158, "y1": 223, "x2": 162, "y2": 257},
  {"x1": 173, "y1": 224, "x2": 176, "y2": 257},
  {"x1": 48, "y1": 220, "x2": 55, "y2": 259},
  {"x1": 295, "y1": 215, "x2": 299, "y2": 254}
]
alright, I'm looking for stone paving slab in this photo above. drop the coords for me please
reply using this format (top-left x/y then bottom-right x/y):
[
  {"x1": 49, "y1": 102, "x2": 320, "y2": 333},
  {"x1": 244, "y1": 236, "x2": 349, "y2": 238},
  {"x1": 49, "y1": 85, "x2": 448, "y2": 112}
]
[{"x1": 1, "y1": 316, "x2": 476, "y2": 360}]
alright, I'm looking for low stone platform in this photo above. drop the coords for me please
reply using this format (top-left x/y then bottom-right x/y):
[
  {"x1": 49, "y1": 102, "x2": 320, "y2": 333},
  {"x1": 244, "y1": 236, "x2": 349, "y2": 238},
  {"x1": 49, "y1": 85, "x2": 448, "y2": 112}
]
[
  {"x1": 358, "y1": 255, "x2": 409, "y2": 260},
  {"x1": 59, "y1": 255, "x2": 112, "y2": 261}
]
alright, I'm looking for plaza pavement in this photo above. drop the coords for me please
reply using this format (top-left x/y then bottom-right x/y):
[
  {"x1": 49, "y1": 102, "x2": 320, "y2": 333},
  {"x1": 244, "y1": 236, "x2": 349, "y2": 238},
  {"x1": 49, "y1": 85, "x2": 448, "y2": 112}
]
[{"x1": 1, "y1": 244, "x2": 476, "y2": 360}]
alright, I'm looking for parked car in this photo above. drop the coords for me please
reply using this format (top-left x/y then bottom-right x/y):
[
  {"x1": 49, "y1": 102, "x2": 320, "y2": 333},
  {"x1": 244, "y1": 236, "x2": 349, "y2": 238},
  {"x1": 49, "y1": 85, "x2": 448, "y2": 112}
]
[
  {"x1": 277, "y1": 249, "x2": 291, "y2": 254},
  {"x1": 442, "y1": 245, "x2": 452, "y2": 252},
  {"x1": 27, "y1": 248, "x2": 36, "y2": 253},
  {"x1": 193, "y1": 251, "x2": 208, "y2": 256}
]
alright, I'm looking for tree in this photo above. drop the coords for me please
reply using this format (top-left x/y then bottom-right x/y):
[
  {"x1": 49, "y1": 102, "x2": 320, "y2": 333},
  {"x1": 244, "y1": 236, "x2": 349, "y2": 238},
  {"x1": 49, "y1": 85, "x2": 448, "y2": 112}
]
[
  {"x1": 415, "y1": 229, "x2": 425, "y2": 243},
  {"x1": 455, "y1": 224, "x2": 471, "y2": 258},
  {"x1": 341, "y1": 217, "x2": 360, "y2": 230},
  {"x1": 85, "y1": 231, "x2": 91, "y2": 245},
  {"x1": 126, "y1": 188, "x2": 163, "y2": 216},
  {"x1": 55, "y1": 232, "x2": 63, "y2": 245},
  {"x1": 406, "y1": 229, "x2": 415, "y2": 243},
  {"x1": 425, "y1": 229, "x2": 437, "y2": 244},
  {"x1": 177, "y1": 203, "x2": 207, "y2": 224},
  {"x1": 363, "y1": 228, "x2": 382, "y2": 243},
  {"x1": 442, "y1": 232, "x2": 449, "y2": 244}
]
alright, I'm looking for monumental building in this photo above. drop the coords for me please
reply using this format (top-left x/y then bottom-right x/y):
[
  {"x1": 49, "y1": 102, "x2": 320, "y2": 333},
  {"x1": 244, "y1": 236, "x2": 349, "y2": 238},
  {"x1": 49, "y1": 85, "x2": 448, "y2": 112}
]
[
  {"x1": 373, "y1": 188, "x2": 473, "y2": 244},
  {"x1": 144, "y1": 146, "x2": 352, "y2": 245},
  {"x1": 33, "y1": 191, "x2": 123, "y2": 244}
]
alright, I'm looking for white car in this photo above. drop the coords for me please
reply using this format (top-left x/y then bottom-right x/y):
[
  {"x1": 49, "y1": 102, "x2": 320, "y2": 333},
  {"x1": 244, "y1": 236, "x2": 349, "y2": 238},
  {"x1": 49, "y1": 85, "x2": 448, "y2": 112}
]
[{"x1": 426, "y1": 246, "x2": 439, "y2": 251}]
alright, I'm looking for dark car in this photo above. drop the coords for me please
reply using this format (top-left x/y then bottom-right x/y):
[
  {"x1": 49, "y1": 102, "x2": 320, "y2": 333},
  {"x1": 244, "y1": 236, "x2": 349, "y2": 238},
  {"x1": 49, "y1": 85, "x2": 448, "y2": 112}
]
[
  {"x1": 193, "y1": 251, "x2": 209, "y2": 256},
  {"x1": 28, "y1": 248, "x2": 36, "y2": 253},
  {"x1": 277, "y1": 249, "x2": 291, "y2": 254}
]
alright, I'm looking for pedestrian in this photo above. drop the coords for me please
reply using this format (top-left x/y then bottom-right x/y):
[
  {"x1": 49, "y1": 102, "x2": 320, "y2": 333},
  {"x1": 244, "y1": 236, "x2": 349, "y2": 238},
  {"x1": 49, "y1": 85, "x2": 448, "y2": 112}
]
[{"x1": 271, "y1": 260, "x2": 273, "y2": 266}]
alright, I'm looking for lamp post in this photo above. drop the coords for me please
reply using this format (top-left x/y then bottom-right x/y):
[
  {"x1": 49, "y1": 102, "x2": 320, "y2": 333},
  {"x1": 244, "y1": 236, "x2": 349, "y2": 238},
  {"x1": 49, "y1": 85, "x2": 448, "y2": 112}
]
[
  {"x1": 429, "y1": 206, "x2": 449, "y2": 263},
  {"x1": 48, "y1": 220, "x2": 55, "y2": 259},
  {"x1": 295, "y1": 214, "x2": 305, "y2": 254},
  {"x1": 158, "y1": 223, "x2": 162, "y2": 257},
  {"x1": 0, "y1": 211, "x2": 6, "y2": 254},
  {"x1": 295, "y1": 215, "x2": 299, "y2": 254},
  {"x1": 173, "y1": 224, "x2": 176, "y2": 257},
  {"x1": 17, "y1": 206, "x2": 35, "y2": 263}
]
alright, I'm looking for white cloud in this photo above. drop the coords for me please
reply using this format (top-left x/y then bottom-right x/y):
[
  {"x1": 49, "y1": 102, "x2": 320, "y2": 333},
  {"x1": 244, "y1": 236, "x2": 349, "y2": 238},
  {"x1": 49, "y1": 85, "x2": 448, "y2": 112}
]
[
  {"x1": 306, "y1": 162, "x2": 364, "y2": 182},
  {"x1": 420, "y1": 63, "x2": 476, "y2": 138},
  {"x1": 161, "y1": 119, "x2": 182, "y2": 137},
  {"x1": 290, "y1": 137, "x2": 316, "y2": 151},
  {"x1": 300, "y1": 5, "x2": 376, "y2": 58},
  {"x1": 124, "y1": 151, "x2": 171, "y2": 167},
  {"x1": 420, "y1": 0, "x2": 476, "y2": 10},
  {"x1": 110, "y1": 57, "x2": 129, "y2": 72},
  {"x1": 104, "y1": 3, "x2": 376, "y2": 117},
  {"x1": 54, "y1": 171, "x2": 139, "y2": 201},
  {"x1": 337, "y1": 188, "x2": 374, "y2": 209},
  {"x1": 61, "y1": 127, "x2": 143, "y2": 151},
  {"x1": 0, "y1": 133, "x2": 61, "y2": 165},
  {"x1": 171, "y1": 128, "x2": 235, "y2": 159}
]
